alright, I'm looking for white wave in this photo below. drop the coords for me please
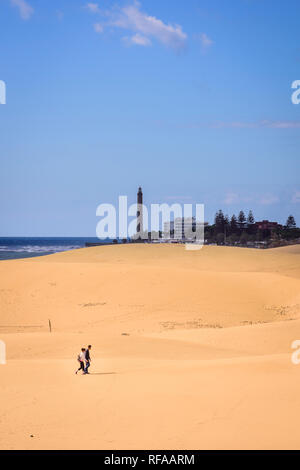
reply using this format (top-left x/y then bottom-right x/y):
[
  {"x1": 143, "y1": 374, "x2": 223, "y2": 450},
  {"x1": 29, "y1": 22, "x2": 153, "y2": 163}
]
[{"x1": 0, "y1": 245, "x2": 82, "y2": 253}]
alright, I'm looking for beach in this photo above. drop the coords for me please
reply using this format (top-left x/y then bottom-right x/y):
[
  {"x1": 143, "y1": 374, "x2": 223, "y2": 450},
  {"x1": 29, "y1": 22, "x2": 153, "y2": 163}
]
[{"x1": 0, "y1": 243, "x2": 300, "y2": 449}]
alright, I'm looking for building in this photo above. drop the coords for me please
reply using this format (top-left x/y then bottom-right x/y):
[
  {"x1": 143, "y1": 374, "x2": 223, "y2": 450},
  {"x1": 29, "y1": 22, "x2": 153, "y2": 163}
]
[
  {"x1": 164, "y1": 217, "x2": 196, "y2": 241},
  {"x1": 175, "y1": 217, "x2": 195, "y2": 241},
  {"x1": 163, "y1": 221, "x2": 175, "y2": 239},
  {"x1": 254, "y1": 220, "x2": 282, "y2": 231}
]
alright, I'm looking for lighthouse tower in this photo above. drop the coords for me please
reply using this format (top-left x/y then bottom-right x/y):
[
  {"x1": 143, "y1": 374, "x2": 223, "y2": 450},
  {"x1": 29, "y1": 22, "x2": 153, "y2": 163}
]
[{"x1": 136, "y1": 187, "x2": 143, "y2": 239}]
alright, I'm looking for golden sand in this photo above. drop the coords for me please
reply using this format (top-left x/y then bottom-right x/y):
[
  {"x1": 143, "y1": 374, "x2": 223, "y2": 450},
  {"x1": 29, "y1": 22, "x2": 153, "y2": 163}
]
[{"x1": 0, "y1": 244, "x2": 300, "y2": 449}]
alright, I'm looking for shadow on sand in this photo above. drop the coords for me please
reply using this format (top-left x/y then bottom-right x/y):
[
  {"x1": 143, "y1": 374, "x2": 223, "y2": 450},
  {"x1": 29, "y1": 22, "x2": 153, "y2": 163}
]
[{"x1": 88, "y1": 372, "x2": 117, "y2": 376}]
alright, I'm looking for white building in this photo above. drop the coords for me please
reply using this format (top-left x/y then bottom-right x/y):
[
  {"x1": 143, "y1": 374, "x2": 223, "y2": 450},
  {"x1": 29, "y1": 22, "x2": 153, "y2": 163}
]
[{"x1": 164, "y1": 218, "x2": 196, "y2": 241}]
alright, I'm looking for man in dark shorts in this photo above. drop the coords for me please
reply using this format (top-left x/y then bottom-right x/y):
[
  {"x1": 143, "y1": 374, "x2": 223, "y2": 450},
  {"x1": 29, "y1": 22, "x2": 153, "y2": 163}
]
[{"x1": 84, "y1": 345, "x2": 92, "y2": 374}]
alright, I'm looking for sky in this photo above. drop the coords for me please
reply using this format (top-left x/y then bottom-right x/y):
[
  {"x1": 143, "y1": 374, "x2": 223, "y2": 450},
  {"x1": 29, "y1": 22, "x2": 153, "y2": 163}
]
[{"x1": 0, "y1": 0, "x2": 299, "y2": 236}]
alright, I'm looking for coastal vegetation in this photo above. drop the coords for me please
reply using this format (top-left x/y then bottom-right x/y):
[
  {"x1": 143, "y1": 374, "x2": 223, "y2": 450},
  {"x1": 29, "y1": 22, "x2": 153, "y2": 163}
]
[{"x1": 204, "y1": 211, "x2": 299, "y2": 247}]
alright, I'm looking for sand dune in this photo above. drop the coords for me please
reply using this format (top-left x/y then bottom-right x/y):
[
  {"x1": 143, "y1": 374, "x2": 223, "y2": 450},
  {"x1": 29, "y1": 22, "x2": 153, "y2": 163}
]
[{"x1": 0, "y1": 244, "x2": 300, "y2": 449}]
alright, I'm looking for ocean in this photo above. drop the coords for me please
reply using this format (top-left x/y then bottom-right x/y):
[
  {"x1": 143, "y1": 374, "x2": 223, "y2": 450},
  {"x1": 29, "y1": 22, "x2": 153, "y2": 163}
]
[{"x1": 0, "y1": 237, "x2": 111, "y2": 260}]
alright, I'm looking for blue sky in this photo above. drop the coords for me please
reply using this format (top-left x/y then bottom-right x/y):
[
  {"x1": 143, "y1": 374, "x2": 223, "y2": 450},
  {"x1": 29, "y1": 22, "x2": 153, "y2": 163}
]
[{"x1": 0, "y1": 0, "x2": 299, "y2": 235}]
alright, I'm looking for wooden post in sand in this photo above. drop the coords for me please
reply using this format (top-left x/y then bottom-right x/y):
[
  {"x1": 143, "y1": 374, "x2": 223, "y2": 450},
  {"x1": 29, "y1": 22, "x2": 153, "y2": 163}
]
[{"x1": 48, "y1": 319, "x2": 52, "y2": 333}]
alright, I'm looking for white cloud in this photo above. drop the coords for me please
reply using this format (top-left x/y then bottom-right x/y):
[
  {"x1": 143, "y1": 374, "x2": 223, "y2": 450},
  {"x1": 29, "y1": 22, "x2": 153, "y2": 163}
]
[
  {"x1": 89, "y1": 1, "x2": 187, "y2": 51},
  {"x1": 113, "y1": 2, "x2": 186, "y2": 50},
  {"x1": 123, "y1": 33, "x2": 151, "y2": 47},
  {"x1": 86, "y1": 3, "x2": 100, "y2": 14},
  {"x1": 210, "y1": 120, "x2": 300, "y2": 129},
  {"x1": 259, "y1": 195, "x2": 279, "y2": 205},
  {"x1": 10, "y1": 0, "x2": 33, "y2": 20},
  {"x1": 292, "y1": 191, "x2": 300, "y2": 203},
  {"x1": 166, "y1": 195, "x2": 193, "y2": 201},
  {"x1": 196, "y1": 32, "x2": 214, "y2": 52},
  {"x1": 260, "y1": 120, "x2": 300, "y2": 129},
  {"x1": 56, "y1": 10, "x2": 64, "y2": 22},
  {"x1": 224, "y1": 192, "x2": 240, "y2": 205},
  {"x1": 223, "y1": 192, "x2": 274, "y2": 206},
  {"x1": 210, "y1": 122, "x2": 255, "y2": 129},
  {"x1": 94, "y1": 23, "x2": 104, "y2": 33}
]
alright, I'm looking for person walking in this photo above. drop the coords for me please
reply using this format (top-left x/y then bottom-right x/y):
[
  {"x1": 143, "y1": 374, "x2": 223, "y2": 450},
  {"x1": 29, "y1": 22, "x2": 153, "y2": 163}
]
[
  {"x1": 84, "y1": 345, "x2": 92, "y2": 374},
  {"x1": 75, "y1": 348, "x2": 86, "y2": 375}
]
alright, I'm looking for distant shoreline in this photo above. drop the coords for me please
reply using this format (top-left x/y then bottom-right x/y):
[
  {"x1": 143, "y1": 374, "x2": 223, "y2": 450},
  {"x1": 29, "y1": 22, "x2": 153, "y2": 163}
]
[{"x1": 1, "y1": 236, "x2": 300, "y2": 262}]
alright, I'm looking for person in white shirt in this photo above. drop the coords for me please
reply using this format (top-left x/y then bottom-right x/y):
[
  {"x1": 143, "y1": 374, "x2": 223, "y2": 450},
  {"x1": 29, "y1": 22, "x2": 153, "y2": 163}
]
[{"x1": 75, "y1": 348, "x2": 86, "y2": 374}]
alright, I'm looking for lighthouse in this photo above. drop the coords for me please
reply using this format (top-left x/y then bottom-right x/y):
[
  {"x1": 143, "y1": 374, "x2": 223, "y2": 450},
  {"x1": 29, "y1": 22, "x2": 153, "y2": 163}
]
[{"x1": 136, "y1": 186, "x2": 143, "y2": 239}]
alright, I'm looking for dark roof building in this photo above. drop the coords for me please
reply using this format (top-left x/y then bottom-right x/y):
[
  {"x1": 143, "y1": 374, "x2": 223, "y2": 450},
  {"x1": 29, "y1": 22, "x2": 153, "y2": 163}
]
[{"x1": 254, "y1": 220, "x2": 282, "y2": 231}]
